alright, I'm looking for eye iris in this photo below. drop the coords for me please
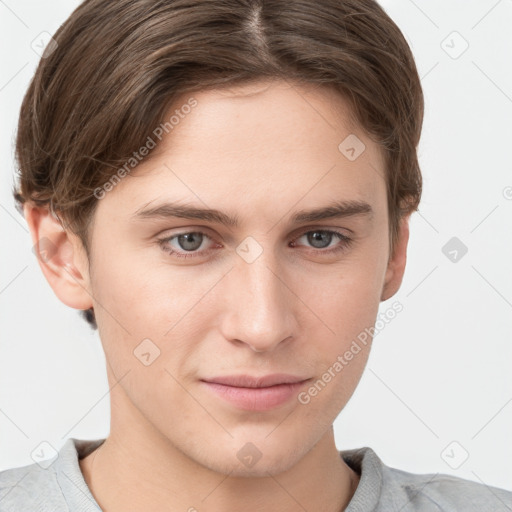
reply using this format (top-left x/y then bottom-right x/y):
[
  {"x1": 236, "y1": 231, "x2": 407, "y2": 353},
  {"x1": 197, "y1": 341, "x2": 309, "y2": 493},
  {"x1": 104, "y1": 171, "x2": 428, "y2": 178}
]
[
  {"x1": 307, "y1": 231, "x2": 332, "y2": 249},
  {"x1": 178, "y1": 232, "x2": 203, "y2": 251}
]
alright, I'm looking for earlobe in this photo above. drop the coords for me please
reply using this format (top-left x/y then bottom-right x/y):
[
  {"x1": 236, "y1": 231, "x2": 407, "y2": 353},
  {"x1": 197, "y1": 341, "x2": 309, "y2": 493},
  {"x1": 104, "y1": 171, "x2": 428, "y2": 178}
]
[
  {"x1": 380, "y1": 215, "x2": 410, "y2": 302},
  {"x1": 24, "y1": 203, "x2": 93, "y2": 311}
]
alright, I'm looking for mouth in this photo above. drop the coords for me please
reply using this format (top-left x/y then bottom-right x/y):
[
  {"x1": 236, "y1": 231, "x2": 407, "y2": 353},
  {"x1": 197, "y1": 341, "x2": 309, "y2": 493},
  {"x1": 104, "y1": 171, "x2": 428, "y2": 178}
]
[{"x1": 200, "y1": 374, "x2": 311, "y2": 411}]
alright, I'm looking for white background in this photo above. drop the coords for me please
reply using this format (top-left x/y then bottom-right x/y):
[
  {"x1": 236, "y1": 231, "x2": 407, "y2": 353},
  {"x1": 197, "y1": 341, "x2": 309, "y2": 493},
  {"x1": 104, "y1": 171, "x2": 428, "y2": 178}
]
[{"x1": 1, "y1": 0, "x2": 511, "y2": 494}]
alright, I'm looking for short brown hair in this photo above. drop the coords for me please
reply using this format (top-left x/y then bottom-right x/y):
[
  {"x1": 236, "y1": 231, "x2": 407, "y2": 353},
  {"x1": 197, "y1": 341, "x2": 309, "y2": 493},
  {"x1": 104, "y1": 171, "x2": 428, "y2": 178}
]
[{"x1": 13, "y1": 0, "x2": 424, "y2": 330}]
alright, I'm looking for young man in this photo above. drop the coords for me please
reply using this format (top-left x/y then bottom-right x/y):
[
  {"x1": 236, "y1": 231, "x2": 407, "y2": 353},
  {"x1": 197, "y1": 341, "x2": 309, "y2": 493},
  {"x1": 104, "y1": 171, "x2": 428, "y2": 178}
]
[{"x1": 2, "y1": 0, "x2": 511, "y2": 511}]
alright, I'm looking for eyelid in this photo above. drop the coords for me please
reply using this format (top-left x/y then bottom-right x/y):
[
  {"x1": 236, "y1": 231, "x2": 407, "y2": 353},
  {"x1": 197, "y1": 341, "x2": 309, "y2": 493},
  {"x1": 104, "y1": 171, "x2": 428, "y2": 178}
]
[{"x1": 288, "y1": 224, "x2": 353, "y2": 240}]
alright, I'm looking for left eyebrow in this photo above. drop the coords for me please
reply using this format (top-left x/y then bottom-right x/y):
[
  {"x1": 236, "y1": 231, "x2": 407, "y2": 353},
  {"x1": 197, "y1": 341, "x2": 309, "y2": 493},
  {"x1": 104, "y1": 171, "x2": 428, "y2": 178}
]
[
  {"x1": 291, "y1": 199, "x2": 373, "y2": 223},
  {"x1": 131, "y1": 199, "x2": 373, "y2": 227}
]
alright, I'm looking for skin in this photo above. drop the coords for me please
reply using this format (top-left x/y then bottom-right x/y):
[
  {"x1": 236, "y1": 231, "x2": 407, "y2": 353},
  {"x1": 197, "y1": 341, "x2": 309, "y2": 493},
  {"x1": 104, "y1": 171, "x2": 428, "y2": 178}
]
[{"x1": 25, "y1": 79, "x2": 409, "y2": 512}]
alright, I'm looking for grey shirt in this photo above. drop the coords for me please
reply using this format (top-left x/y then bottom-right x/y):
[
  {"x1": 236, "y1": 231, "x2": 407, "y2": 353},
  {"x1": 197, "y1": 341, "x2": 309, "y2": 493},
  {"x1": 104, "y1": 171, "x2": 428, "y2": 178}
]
[{"x1": 1, "y1": 438, "x2": 512, "y2": 511}]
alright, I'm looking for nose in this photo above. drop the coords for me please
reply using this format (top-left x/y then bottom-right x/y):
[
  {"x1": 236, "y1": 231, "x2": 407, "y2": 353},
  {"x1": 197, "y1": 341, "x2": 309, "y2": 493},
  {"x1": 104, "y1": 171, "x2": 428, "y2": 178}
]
[{"x1": 220, "y1": 251, "x2": 297, "y2": 353}]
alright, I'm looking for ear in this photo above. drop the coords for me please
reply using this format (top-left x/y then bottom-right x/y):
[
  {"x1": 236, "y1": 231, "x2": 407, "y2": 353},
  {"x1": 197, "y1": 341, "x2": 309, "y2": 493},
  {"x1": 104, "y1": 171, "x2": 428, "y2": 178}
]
[
  {"x1": 380, "y1": 214, "x2": 410, "y2": 302},
  {"x1": 24, "y1": 203, "x2": 93, "y2": 311}
]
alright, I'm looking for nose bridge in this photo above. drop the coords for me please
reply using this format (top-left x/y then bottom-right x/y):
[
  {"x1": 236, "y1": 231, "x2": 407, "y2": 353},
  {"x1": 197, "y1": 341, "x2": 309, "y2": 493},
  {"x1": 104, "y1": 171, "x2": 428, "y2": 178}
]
[{"x1": 223, "y1": 243, "x2": 295, "y2": 352}]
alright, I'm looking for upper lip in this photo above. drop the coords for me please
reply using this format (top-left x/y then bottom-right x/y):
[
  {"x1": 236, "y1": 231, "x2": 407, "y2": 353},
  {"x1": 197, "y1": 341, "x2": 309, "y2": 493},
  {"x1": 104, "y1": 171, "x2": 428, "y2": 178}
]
[{"x1": 202, "y1": 374, "x2": 310, "y2": 388}]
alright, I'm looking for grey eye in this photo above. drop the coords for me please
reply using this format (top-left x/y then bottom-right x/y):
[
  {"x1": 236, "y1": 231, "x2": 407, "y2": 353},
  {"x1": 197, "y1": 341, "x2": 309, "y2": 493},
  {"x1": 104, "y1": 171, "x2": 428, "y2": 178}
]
[
  {"x1": 175, "y1": 232, "x2": 204, "y2": 251},
  {"x1": 306, "y1": 230, "x2": 334, "y2": 249}
]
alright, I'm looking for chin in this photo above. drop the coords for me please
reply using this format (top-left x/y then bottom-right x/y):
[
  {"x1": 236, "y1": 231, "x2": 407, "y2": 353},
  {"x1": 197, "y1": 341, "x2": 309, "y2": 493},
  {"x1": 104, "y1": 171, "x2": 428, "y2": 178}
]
[{"x1": 192, "y1": 435, "x2": 312, "y2": 478}]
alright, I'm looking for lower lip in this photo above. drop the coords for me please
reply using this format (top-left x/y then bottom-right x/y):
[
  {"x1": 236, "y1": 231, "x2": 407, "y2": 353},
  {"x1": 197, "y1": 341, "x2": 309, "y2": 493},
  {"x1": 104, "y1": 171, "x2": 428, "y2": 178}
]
[{"x1": 201, "y1": 381, "x2": 308, "y2": 411}]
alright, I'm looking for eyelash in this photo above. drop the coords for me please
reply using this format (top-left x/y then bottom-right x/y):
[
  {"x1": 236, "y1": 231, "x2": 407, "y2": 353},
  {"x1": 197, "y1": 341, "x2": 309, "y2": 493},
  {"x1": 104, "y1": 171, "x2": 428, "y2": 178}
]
[{"x1": 156, "y1": 229, "x2": 353, "y2": 260}]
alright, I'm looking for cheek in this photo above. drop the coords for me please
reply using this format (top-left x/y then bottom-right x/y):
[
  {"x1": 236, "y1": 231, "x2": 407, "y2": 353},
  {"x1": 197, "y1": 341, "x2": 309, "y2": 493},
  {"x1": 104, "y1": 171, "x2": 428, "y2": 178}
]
[
  {"x1": 293, "y1": 245, "x2": 386, "y2": 400},
  {"x1": 294, "y1": 280, "x2": 378, "y2": 423},
  {"x1": 309, "y1": 276, "x2": 378, "y2": 367},
  {"x1": 299, "y1": 244, "x2": 386, "y2": 336},
  {"x1": 90, "y1": 238, "x2": 213, "y2": 327},
  {"x1": 89, "y1": 246, "x2": 224, "y2": 376}
]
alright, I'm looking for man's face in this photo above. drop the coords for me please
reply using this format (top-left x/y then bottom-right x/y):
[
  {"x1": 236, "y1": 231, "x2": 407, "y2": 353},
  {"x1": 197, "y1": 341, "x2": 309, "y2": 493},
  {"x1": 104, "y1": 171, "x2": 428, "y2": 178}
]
[{"x1": 85, "y1": 79, "x2": 395, "y2": 475}]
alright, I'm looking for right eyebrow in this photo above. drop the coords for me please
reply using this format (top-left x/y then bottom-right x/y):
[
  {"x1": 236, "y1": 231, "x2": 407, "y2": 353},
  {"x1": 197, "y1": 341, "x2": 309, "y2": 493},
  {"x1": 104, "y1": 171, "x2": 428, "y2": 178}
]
[{"x1": 132, "y1": 202, "x2": 239, "y2": 227}]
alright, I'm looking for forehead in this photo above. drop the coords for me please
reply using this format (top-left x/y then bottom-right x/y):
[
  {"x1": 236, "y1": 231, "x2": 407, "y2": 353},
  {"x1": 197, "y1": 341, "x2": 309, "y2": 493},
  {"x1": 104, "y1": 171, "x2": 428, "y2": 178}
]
[
  {"x1": 167, "y1": 79, "x2": 361, "y2": 151},
  {"x1": 98, "y1": 79, "x2": 387, "y2": 222}
]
